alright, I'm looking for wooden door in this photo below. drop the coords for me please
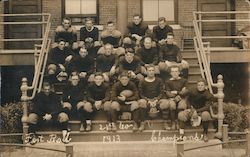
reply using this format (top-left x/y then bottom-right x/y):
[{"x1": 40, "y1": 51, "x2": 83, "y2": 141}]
[
  {"x1": 5, "y1": 0, "x2": 42, "y2": 49},
  {"x1": 198, "y1": 0, "x2": 232, "y2": 47}
]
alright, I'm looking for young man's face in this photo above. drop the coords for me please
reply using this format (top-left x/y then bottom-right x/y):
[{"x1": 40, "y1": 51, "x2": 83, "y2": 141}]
[
  {"x1": 133, "y1": 16, "x2": 142, "y2": 25},
  {"x1": 107, "y1": 23, "x2": 114, "y2": 32},
  {"x1": 170, "y1": 67, "x2": 180, "y2": 79},
  {"x1": 159, "y1": 20, "x2": 166, "y2": 29},
  {"x1": 147, "y1": 67, "x2": 155, "y2": 78},
  {"x1": 43, "y1": 86, "x2": 51, "y2": 96},
  {"x1": 104, "y1": 44, "x2": 113, "y2": 56},
  {"x1": 119, "y1": 76, "x2": 129, "y2": 86},
  {"x1": 94, "y1": 75, "x2": 104, "y2": 86},
  {"x1": 71, "y1": 75, "x2": 80, "y2": 86},
  {"x1": 58, "y1": 41, "x2": 66, "y2": 50},
  {"x1": 79, "y1": 48, "x2": 88, "y2": 58},
  {"x1": 125, "y1": 52, "x2": 134, "y2": 63},
  {"x1": 166, "y1": 35, "x2": 174, "y2": 44},
  {"x1": 85, "y1": 20, "x2": 93, "y2": 29},
  {"x1": 144, "y1": 37, "x2": 152, "y2": 49},
  {"x1": 197, "y1": 81, "x2": 206, "y2": 92},
  {"x1": 62, "y1": 19, "x2": 71, "y2": 29}
]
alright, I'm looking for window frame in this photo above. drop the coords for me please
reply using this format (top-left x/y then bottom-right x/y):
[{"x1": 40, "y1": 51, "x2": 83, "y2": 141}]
[
  {"x1": 140, "y1": 0, "x2": 178, "y2": 25},
  {"x1": 61, "y1": 0, "x2": 99, "y2": 25}
]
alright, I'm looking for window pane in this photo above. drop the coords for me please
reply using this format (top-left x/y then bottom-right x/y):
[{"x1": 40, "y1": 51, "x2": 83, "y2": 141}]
[
  {"x1": 143, "y1": 0, "x2": 175, "y2": 21},
  {"x1": 143, "y1": 0, "x2": 158, "y2": 21},
  {"x1": 159, "y1": 0, "x2": 174, "y2": 21},
  {"x1": 81, "y1": 0, "x2": 97, "y2": 14},
  {"x1": 65, "y1": 0, "x2": 81, "y2": 14}
]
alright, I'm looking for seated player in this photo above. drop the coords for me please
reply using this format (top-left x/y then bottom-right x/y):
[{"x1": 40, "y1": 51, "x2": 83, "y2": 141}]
[
  {"x1": 165, "y1": 66, "x2": 188, "y2": 130},
  {"x1": 158, "y1": 33, "x2": 189, "y2": 78},
  {"x1": 54, "y1": 17, "x2": 77, "y2": 48},
  {"x1": 136, "y1": 36, "x2": 159, "y2": 75},
  {"x1": 138, "y1": 65, "x2": 169, "y2": 131},
  {"x1": 109, "y1": 72, "x2": 140, "y2": 132},
  {"x1": 80, "y1": 18, "x2": 99, "y2": 46},
  {"x1": 96, "y1": 43, "x2": 117, "y2": 82},
  {"x1": 67, "y1": 48, "x2": 94, "y2": 82},
  {"x1": 86, "y1": 73, "x2": 111, "y2": 127},
  {"x1": 118, "y1": 47, "x2": 144, "y2": 82},
  {"x1": 152, "y1": 17, "x2": 173, "y2": 45},
  {"x1": 100, "y1": 21, "x2": 124, "y2": 56},
  {"x1": 27, "y1": 82, "x2": 69, "y2": 144},
  {"x1": 62, "y1": 74, "x2": 92, "y2": 131},
  {"x1": 126, "y1": 14, "x2": 151, "y2": 47},
  {"x1": 46, "y1": 39, "x2": 73, "y2": 84},
  {"x1": 178, "y1": 79, "x2": 214, "y2": 142}
]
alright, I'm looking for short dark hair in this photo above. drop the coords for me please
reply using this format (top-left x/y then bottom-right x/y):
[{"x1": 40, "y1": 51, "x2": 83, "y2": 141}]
[
  {"x1": 146, "y1": 64, "x2": 155, "y2": 70},
  {"x1": 107, "y1": 21, "x2": 114, "y2": 25},
  {"x1": 94, "y1": 72, "x2": 104, "y2": 77},
  {"x1": 63, "y1": 17, "x2": 71, "y2": 22},
  {"x1": 197, "y1": 78, "x2": 208, "y2": 85},
  {"x1": 158, "y1": 17, "x2": 166, "y2": 22},
  {"x1": 85, "y1": 17, "x2": 93, "y2": 23},
  {"x1": 119, "y1": 71, "x2": 129, "y2": 78},
  {"x1": 43, "y1": 82, "x2": 51, "y2": 88},
  {"x1": 125, "y1": 47, "x2": 135, "y2": 54},
  {"x1": 57, "y1": 38, "x2": 66, "y2": 43},
  {"x1": 133, "y1": 14, "x2": 141, "y2": 18}
]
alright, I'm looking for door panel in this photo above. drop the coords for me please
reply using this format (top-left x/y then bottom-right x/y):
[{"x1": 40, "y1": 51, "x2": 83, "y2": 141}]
[
  {"x1": 198, "y1": 0, "x2": 232, "y2": 47},
  {"x1": 5, "y1": 0, "x2": 42, "y2": 49}
]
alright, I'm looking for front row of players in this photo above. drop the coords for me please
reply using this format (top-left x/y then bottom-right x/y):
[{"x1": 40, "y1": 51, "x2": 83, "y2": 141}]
[{"x1": 27, "y1": 66, "x2": 214, "y2": 144}]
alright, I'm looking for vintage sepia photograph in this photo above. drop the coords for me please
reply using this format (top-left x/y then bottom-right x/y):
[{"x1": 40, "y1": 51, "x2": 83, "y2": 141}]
[{"x1": 0, "y1": 0, "x2": 249, "y2": 156}]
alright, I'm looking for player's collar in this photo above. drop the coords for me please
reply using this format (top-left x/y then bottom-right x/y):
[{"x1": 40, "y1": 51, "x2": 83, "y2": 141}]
[{"x1": 170, "y1": 77, "x2": 181, "y2": 80}]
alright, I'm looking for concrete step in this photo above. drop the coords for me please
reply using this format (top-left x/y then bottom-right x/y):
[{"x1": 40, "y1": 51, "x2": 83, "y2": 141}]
[
  {"x1": 35, "y1": 129, "x2": 216, "y2": 143},
  {"x1": 23, "y1": 139, "x2": 225, "y2": 157}
]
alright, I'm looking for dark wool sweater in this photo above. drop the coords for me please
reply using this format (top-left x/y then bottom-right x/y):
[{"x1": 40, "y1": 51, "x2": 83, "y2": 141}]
[
  {"x1": 32, "y1": 92, "x2": 62, "y2": 117},
  {"x1": 136, "y1": 47, "x2": 159, "y2": 65},
  {"x1": 55, "y1": 26, "x2": 77, "y2": 44},
  {"x1": 188, "y1": 88, "x2": 214, "y2": 112},
  {"x1": 67, "y1": 55, "x2": 94, "y2": 74},
  {"x1": 80, "y1": 26, "x2": 99, "y2": 42},
  {"x1": 101, "y1": 30, "x2": 122, "y2": 48},
  {"x1": 96, "y1": 54, "x2": 116, "y2": 72},
  {"x1": 126, "y1": 22, "x2": 149, "y2": 37},
  {"x1": 165, "y1": 78, "x2": 188, "y2": 98},
  {"x1": 87, "y1": 83, "x2": 110, "y2": 103},
  {"x1": 62, "y1": 83, "x2": 85, "y2": 104},
  {"x1": 138, "y1": 77, "x2": 163, "y2": 99},
  {"x1": 48, "y1": 47, "x2": 72, "y2": 65},
  {"x1": 152, "y1": 25, "x2": 173, "y2": 41},
  {"x1": 118, "y1": 56, "x2": 141, "y2": 74},
  {"x1": 159, "y1": 44, "x2": 182, "y2": 62},
  {"x1": 111, "y1": 81, "x2": 139, "y2": 102}
]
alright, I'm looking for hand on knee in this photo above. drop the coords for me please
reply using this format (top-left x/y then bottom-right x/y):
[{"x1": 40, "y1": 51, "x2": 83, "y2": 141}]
[
  {"x1": 83, "y1": 102, "x2": 93, "y2": 113},
  {"x1": 111, "y1": 102, "x2": 120, "y2": 111},
  {"x1": 63, "y1": 102, "x2": 72, "y2": 110},
  {"x1": 130, "y1": 101, "x2": 139, "y2": 111}
]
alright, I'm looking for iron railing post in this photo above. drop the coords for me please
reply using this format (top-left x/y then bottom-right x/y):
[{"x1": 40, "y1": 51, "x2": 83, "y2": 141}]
[{"x1": 20, "y1": 77, "x2": 29, "y2": 143}]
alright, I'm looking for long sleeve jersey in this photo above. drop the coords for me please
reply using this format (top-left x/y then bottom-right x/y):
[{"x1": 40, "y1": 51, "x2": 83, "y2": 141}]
[
  {"x1": 187, "y1": 88, "x2": 214, "y2": 112},
  {"x1": 136, "y1": 47, "x2": 159, "y2": 65},
  {"x1": 138, "y1": 77, "x2": 163, "y2": 99},
  {"x1": 87, "y1": 82, "x2": 110, "y2": 103},
  {"x1": 32, "y1": 92, "x2": 62, "y2": 118},
  {"x1": 111, "y1": 81, "x2": 139, "y2": 102}
]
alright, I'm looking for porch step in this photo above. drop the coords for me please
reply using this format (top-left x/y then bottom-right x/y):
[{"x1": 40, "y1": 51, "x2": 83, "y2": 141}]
[{"x1": 24, "y1": 140, "x2": 223, "y2": 157}]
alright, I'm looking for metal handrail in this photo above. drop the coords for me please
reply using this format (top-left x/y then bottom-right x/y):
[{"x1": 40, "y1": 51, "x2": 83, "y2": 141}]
[{"x1": 0, "y1": 143, "x2": 66, "y2": 153}]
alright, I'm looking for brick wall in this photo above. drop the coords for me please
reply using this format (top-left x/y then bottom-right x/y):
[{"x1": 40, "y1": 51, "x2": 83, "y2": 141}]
[
  {"x1": 178, "y1": 0, "x2": 197, "y2": 27},
  {"x1": 235, "y1": 0, "x2": 250, "y2": 32},
  {"x1": 42, "y1": 0, "x2": 62, "y2": 40},
  {"x1": 0, "y1": 2, "x2": 4, "y2": 50},
  {"x1": 99, "y1": 0, "x2": 117, "y2": 25},
  {"x1": 128, "y1": 0, "x2": 141, "y2": 22}
]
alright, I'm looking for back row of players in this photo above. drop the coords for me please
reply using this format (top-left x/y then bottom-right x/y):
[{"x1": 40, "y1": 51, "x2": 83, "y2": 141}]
[{"x1": 27, "y1": 15, "x2": 214, "y2": 144}]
